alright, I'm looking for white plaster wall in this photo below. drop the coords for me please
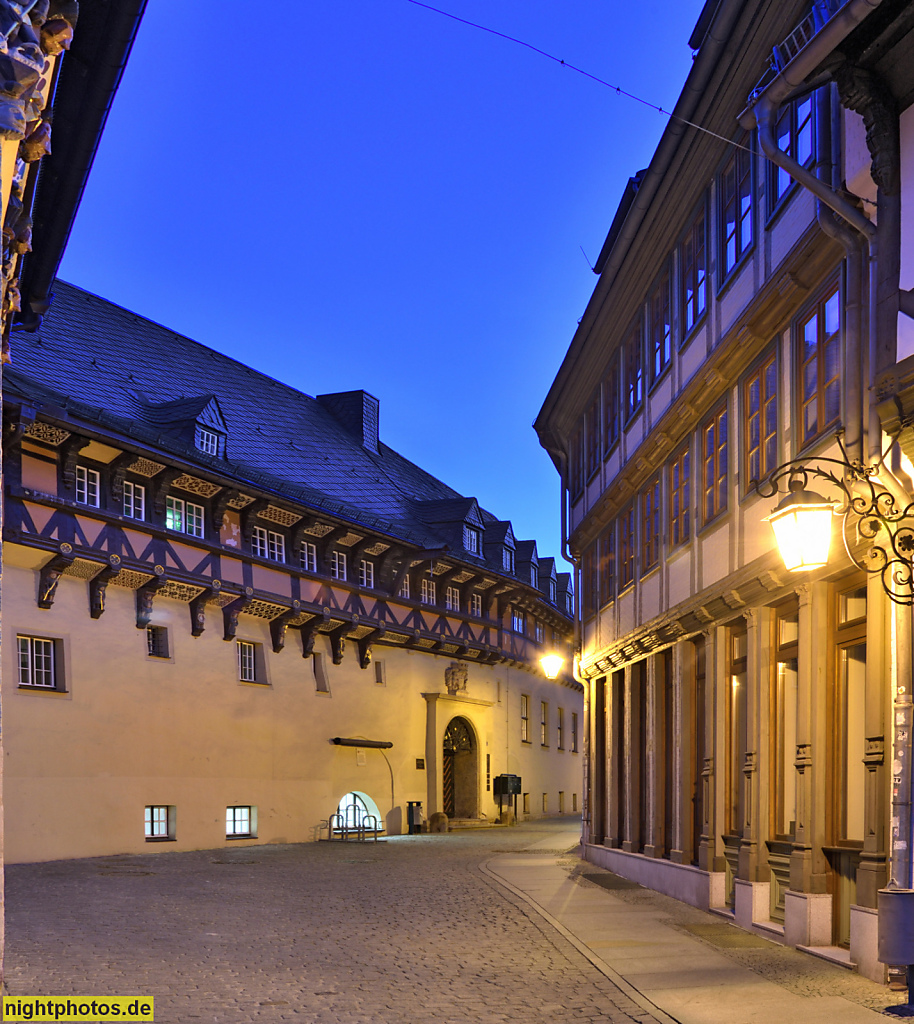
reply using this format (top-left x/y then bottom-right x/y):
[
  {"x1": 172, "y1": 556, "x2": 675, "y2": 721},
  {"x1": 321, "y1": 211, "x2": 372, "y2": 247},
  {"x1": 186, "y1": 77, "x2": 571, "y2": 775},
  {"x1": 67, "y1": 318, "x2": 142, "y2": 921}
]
[
  {"x1": 699, "y1": 520, "x2": 731, "y2": 590},
  {"x1": 3, "y1": 559, "x2": 583, "y2": 862}
]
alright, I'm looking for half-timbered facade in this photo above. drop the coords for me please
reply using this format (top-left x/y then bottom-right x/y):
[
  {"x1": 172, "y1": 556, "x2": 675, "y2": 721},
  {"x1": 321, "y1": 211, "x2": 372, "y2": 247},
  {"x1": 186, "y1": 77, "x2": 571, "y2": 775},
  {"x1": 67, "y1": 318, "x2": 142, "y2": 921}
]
[
  {"x1": 536, "y1": 0, "x2": 914, "y2": 984},
  {"x1": 2, "y1": 281, "x2": 578, "y2": 862}
]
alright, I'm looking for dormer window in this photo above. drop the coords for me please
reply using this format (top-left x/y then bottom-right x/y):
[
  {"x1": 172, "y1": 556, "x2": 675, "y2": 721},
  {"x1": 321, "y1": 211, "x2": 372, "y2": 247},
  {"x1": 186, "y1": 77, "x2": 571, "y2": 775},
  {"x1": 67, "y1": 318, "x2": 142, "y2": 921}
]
[
  {"x1": 503, "y1": 548, "x2": 515, "y2": 574},
  {"x1": 463, "y1": 526, "x2": 481, "y2": 554},
  {"x1": 195, "y1": 425, "x2": 219, "y2": 456},
  {"x1": 530, "y1": 567, "x2": 537, "y2": 587},
  {"x1": 549, "y1": 579, "x2": 557, "y2": 603}
]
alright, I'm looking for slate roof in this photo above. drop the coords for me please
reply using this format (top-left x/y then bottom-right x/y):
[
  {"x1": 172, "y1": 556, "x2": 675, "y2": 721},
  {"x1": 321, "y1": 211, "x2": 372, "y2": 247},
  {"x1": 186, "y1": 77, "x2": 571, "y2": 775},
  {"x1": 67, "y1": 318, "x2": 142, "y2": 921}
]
[{"x1": 7, "y1": 282, "x2": 569, "y2": 598}]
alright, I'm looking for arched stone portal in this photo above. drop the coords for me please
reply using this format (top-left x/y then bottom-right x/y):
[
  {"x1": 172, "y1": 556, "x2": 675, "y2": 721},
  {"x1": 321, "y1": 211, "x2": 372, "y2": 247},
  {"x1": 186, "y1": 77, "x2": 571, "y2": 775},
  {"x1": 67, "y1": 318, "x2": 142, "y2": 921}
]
[{"x1": 443, "y1": 716, "x2": 478, "y2": 819}]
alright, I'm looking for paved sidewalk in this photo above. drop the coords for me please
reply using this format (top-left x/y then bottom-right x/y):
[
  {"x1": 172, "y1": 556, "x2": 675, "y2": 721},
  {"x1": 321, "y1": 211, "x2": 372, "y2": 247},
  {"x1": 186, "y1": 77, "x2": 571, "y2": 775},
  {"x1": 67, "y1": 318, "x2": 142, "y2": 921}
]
[{"x1": 485, "y1": 825, "x2": 906, "y2": 1023}]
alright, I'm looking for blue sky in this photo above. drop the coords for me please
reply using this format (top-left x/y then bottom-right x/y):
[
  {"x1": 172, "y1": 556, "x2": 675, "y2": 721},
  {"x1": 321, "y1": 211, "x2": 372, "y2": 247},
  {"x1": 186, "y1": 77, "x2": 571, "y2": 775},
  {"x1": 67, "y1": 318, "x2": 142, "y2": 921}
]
[{"x1": 58, "y1": 0, "x2": 704, "y2": 565}]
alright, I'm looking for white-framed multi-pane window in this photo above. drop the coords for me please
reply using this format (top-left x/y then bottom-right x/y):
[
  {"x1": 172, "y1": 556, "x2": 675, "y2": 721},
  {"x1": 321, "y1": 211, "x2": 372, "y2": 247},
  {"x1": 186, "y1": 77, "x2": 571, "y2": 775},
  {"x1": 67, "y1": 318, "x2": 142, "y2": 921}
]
[
  {"x1": 535, "y1": 620, "x2": 545, "y2": 644},
  {"x1": 470, "y1": 592, "x2": 483, "y2": 617},
  {"x1": 226, "y1": 805, "x2": 254, "y2": 837},
  {"x1": 18, "y1": 635, "x2": 56, "y2": 688},
  {"x1": 512, "y1": 607, "x2": 526, "y2": 634},
  {"x1": 195, "y1": 425, "x2": 219, "y2": 456},
  {"x1": 237, "y1": 640, "x2": 257, "y2": 682},
  {"x1": 359, "y1": 559, "x2": 375, "y2": 588},
  {"x1": 331, "y1": 550, "x2": 347, "y2": 581},
  {"x1": 123, "y1": 480, "x2": 145, "y2": 520},
  {"x1": 445, "y1": 586, "x2": 460, "y2": 612},
  {"x1": 503, "y1": 547, "x2": 515, "y2": 573},
  {"x1": 144, "y1": 805, "x2": 174, "y2": 841},
  {"x1": 252, "y1": 525, "x2": 285, "y2": 563},
  {"x1": 166, "y1": 495, "x2": 204, "y2": 538},
  {"x1": 75, "y1": 465, "x2": 100, "y2": 507},
  {"x1": 300, "y1": 541, "x2": 317, "y2": 573},
  {"x1": 420, "y1": 578, "x2": 436, "y2": 605},
  {"x1": 398, "y1": 576, "x2": 410, "y2": 599},
  {"x1": 463, "y1": 526, "x2": 481, "y2": 554}
]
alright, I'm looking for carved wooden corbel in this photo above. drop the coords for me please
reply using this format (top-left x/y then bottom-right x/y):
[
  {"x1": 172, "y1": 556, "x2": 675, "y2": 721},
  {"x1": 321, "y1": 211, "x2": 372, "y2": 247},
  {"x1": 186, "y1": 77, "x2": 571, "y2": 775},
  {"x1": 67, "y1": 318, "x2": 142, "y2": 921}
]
[
  {"x1": 318, "y1": 526, "x2": 350, "y2": 575},
  {"x1": 135, "y1": 568, "x2": 166, "y2": 629},
  {"x1": 59, "y1": 435, "x2": 91, "y2": 495},
  {"x1": 37, "y1": 542, "x2": 74, "y2": 608},
  {"x1": 357, "y1": 628, "x2": 386, "y2": 670},
  {"x1": 210, "y1": 490, "x2": 239, "y2": 533},
  {"x1": 269, "y1": 601, "x2": 302, "y2": 654},
  {"x1": 88, "y1": 554, "x2": 121, "y2": 619},
  {"x1": 222, "y1": 586, "x2": 254, "y2": 641},
  {"x1": 107, "y1": 453, "x2": 136, "y2": 508},
  {"x1": 189, "y1": 581, "x2": 221, "y2": 638},
  {"x1": 5, "y1": 401, "x2": 36, "y2": 448},
  {"x1": 328, "y1": 617, "x2": 357, "y2": 665},
  {"x1": 152, "y1": 467, "x2": 183, "y2": 517},
  {"x1": 240, "y1": 499, "x2": 270, "y2": 544}
]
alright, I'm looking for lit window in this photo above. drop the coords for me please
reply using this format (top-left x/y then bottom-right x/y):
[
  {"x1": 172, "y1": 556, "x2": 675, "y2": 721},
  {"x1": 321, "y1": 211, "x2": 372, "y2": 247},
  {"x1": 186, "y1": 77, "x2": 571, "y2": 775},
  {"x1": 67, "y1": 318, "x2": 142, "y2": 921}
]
[
  {"x1": 670, "y1": 445, "x2": 691, "y2": 548},
  {"x1": 75, "y1": 465, "x2": 100, "y2": 507},
  {"x1": 799, "y1": 287, "x2": 841, "y2": 446},
  {"x1": 144, "y1": 805, "x2": 173, "y2": 841},
  {"x1": 720, "y1": 133, "x2": 753, "y2": 277},
  {"x1": 18, "y1": 635, "x2": 56, "y2": 688},
  {"x1": 745, "y1": 352, "x2": 778, "y2": 487},
  {"x1": 512, "y1": 607, "x2": 525, "y2": 634},
  {"x1": 445, "y1": 585, "x2": 460, "y2": 612},
  {"x1": 300, "y1": 541, "x2": 317, "y2": 573},
  {"x1": 770, "y1": 96, "x2": 813, "y2": 207},
  {"x1": 237, "y1": 640, "x2": 257, "y2": 682},
  {"x1": 463, "y1": 526, "x2": 480, "y2": 554},
  {"x1": 648, "y1": 264, "x2": 671, "y2": 384},
  {"x1": 470, "y1": 592, "x2": 482, "y2": 617},
  {"x1": 330, "y1": 550, "x2": 347, "y2": 581},
  {"x1": 420, "y1": 578, "x2": 436, "y2": 605},
  {"x1": 398, "y1": 576, "x2": 410, "y2": 599},
  {"x1": 123, "y1": 480, "x2": 145, "y2": 520},
  {"x1": 680, "y1": 202, "x2": 707, "y2": 335},
  {"x1": 702, "y1": 405, "x2": 728, "y2": 523},
  {"x1": 642, "y1": 477, "x2": 660, "y2": 574},
  {"x1": 521, "y1": 694, "x2": 530, "y2": 742},
  {"x1": 252, "y1": 526, "x2": 285, "y2": 563},
  {"x1": 226, "y1": 806, "x2": 254, "y2": 837},
  {"x1": 540, "y1": 701, "x2": 548, "y2": 746},
  {"x1": 359, "y1": 559, "x2": 375, "y2": 588},
  {"x1": 503, "y1": 548, "x2": 515, "y2": 574},
  {"x1": 166, "y1": 496, "x2": 204, "y2": 538},
  {"x1": 147, "y1": 626, "x2": 169, "y2": 659},
  {"x1": 624, "y1": 316, "x2": 643, "y2": 419},
  {"x1": 195, "y1": 425, "x2": 219, "y2": 456}
]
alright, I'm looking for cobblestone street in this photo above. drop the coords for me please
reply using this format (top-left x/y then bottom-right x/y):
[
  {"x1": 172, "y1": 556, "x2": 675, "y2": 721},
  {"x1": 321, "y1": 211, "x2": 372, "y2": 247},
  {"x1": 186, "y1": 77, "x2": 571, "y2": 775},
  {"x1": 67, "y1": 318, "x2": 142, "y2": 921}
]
[{"x1": 4, "y1": 821, "x2": 655, "y2": 1024}]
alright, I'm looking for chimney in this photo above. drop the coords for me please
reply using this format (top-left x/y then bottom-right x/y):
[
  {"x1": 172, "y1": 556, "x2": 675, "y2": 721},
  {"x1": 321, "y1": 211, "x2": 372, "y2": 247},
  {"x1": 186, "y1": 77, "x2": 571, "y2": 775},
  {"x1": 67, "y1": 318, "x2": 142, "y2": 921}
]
[{"x1": 316, "y1": 390, "x2": 380, "y2": 453}]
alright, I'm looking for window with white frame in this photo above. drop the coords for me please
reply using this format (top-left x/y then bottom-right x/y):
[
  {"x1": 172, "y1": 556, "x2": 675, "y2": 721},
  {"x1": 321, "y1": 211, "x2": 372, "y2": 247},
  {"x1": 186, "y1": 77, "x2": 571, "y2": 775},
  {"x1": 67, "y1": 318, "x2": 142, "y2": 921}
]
[
  {"x1": 535, "y1": 621, "x2": 545, "y2": 644},
  {"x1": 420, "y1": 578, "x2": 436, "y2": 605},
  {"x1": 195, "y1": 425, "x2": 219, "y2": 456},
  {"x1": 463, "y1": 526, "x2": 481, "y2": 554},
  {"x1": 123, "y1": 480, "x2": 145, "y2": 520},
  {"x1": 512, "y1": 607, "x2": 525, "y2": 634},
  {"x1": 359, "y1": 559, "x2": 375, "y2": 588},
  {"x1": 470, "y1": 592, "x2": 483, "y2": 617},
  {"x1": 226, "y1": 805, "x2": 254, "y2": 837},
  {"x1": 144, "y1": 805, "x2": 174, "y2": 841},
  {"x1": 398, "y1": 575, "x2": 410, "y2": 599},
  {"x1": 331, "y1": 550, "x2": 347, "y2": 581},
  {"x1": 300, "y1": 541, "x2": 317, "y2": 573},
  {"x1": 75, "y1": 465, "x2": 100, "y2": 507},
  {"x1": 503, "y1": 548, "x2": 515, "y2": 573},
  {"x1": 549, "y1": 579, "x2": 556, "y2": 603},
  {"x1": 237, "y1": 640, "x2": 257, "y2": 682},
  {"x1": 18, "y1": 635, "x2": 56, "y2": 688},
  {"x1": 166, "y1": 495, "x2": 204, "y2": 538},
  {"x1": 445, "y1": 585, "x2": 460, "y2": 612},
  {"x1": 252, "y1": 525, "x2": 285, "y2": 563}
]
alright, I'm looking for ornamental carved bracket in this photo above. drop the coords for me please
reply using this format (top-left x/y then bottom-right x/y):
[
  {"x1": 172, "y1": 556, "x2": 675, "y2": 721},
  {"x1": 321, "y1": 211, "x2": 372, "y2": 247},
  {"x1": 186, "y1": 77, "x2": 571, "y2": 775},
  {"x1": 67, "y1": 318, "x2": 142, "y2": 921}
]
[
  {"x1": 357, "y1": 628, "x2": 385, "y2": 670},
  {"x1": 269, "y1": 601, "x2": 302, "y2": 654},
  {"x1": 107, "y1": 452, "x2": 136, "y2": 507},
  {"x1": 189, "y1": 583, "x2": 221, "y2": 638},
  {"x1": 135, "y1": 568, "x2": 166, "y2": 629},
  {"x1": 328, "y1": 616, "x2": 358, "y2": 665},
  {"x1": 240, "y1": 500, "x2": 270, "y2": 543},
  {"x1": 5, "y1": 401, "x2": 36, "y2": 448},
  {"x1": 834, "y1": 61, "x2": 899, "y2": 197},
  {"x1": 222, "y1": 586, "x2": 254, "y2": 641},
  {"x1": 445, "y1": 661, "x2": 468, "y2": 695},
  {"x1": 37, "y1": 542, "x2": 74, "y2": 608},
  {"x1": 299, "y1": 609, "x2": 331, "y2": 658},
  {"x1": 152, "y1": 468, "x2": 183, "y2": 517},
  {"x1": 59, "y1": 435, "x2": 90, "y2": 495},
  {"x1": 88, "y1": 554, "x2": 122, "y2": 619}
]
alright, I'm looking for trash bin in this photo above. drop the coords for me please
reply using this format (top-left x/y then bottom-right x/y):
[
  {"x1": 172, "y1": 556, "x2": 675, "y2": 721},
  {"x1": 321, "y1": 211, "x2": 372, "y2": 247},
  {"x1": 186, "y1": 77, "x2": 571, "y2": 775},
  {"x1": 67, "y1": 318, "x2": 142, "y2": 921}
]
[{"x1": 407, "y1": 801, "x2": 423, "y2": 835}]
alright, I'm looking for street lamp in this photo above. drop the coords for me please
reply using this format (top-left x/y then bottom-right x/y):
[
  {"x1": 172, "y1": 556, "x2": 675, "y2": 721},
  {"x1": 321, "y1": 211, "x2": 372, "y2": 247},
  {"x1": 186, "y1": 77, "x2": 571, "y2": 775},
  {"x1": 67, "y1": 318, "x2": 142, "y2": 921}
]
[
  {"x1": 540, "y1": 653, "x2": 564, "y2": 679},
  {"x1": 764, "y1": 477, "x2": 835, "y2": 572}
]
